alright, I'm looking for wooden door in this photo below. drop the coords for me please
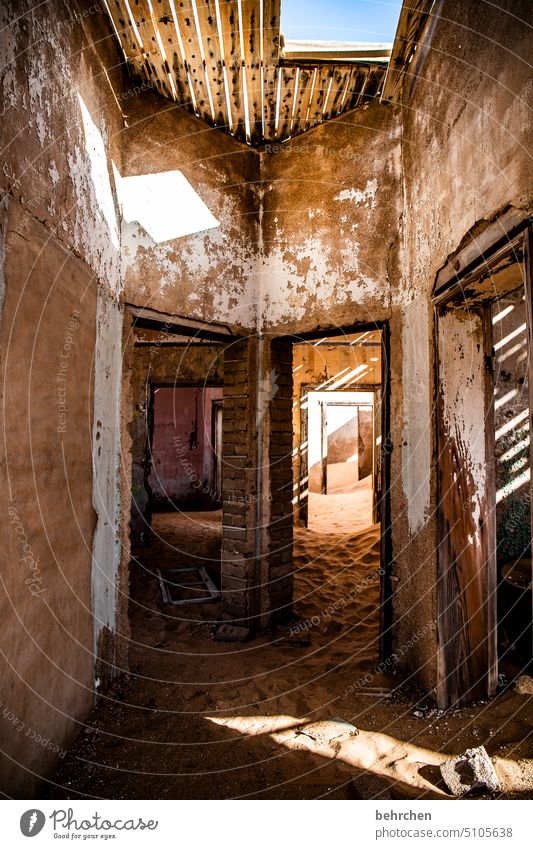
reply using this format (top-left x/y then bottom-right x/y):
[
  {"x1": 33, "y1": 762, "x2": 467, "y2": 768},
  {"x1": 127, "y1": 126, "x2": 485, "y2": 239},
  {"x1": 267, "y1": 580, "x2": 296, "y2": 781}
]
[{"x1": 435, "y1": 307, "x2": 497, "y2": 707}]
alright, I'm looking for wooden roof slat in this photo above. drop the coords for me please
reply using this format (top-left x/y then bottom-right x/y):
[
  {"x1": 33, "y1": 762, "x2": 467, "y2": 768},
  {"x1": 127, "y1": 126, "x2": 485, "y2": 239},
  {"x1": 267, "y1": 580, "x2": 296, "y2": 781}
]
[
  {"x1": 276, "y1": 65, "x2": 297, "y2": 140},
  {"x1": 262, "y1": 0, "x2": 281, "y2": 142},
  {"x1": 195, "y1": 1, "x2": 228, "y2": 128},
  {"x1": 241, "y1": 0, "x2": 262, "y2": 144},
  {"x1": 128, "y1": 3, "x2": 175, "y2": 99},
  {"x1": 290, "y1": 66, "x2": 313, "y2": 137},
  {"x1": 338, "y1": 64, "x2": 357, "y2": 112},
  {"x1": 104, "y1": 1, "x2": 144, "y2": 70},
  {"x1": 156, "y1": 0, "x2": 195, "y2": 104},
  {"x1": 307, "y1": 65, "x2": 334, "y2": 126},
  {"x1": 218, "y1": 0, "x2": 246, "y2": 141},
  {"x1": 365, "y1": 66, "x2": 386, "y2": 101},
  {"x1": 381, "y1": 0, "x2": 435, "y2": 102},
  {"x1": 342, "y1": 65, "x2": 362, "y2": 110},
  {"x1": 173, "y1": 1, "x2": 213, "y2": 120},
  {"x1": 102, "y1": 0, "x2": 401, "y2": 145},
  {"x1": 325, "y1": 67, "x2": 350, "y2": 119}
]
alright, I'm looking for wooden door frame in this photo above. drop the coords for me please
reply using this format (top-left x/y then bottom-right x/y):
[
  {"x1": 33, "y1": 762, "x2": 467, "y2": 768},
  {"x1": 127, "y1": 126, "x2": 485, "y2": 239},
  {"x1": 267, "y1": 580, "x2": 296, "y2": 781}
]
[
  {"x1": 319, "y1": 398, "x2": 374, "y2": 494},
  {"x1": 299, "y1": 382, "x2": 381, "y2": 519},
  {"x1": 211, "y1": 398, "x2": 224, "y2": 503},
  {"x1": 282, "y1": 321, "x2": 393, "y2": 664}
]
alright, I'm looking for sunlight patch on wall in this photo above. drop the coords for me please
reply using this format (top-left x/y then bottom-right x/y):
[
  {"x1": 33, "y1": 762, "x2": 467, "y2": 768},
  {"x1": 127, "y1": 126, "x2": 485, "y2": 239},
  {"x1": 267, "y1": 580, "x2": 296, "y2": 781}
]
[
  {"x1": 78, "y1": 94, "x2": 119, "y2": 251},
  {"x1": 112, "y1": 164, "x2": 220, "y2": 244}
]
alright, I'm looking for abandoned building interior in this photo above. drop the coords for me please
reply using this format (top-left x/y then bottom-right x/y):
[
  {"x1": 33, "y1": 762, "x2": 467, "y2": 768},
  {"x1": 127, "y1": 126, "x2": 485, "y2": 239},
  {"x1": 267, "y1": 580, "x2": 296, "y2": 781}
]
[{"x1": 0, "y1": 0, "x2": 532, "y2": 800}]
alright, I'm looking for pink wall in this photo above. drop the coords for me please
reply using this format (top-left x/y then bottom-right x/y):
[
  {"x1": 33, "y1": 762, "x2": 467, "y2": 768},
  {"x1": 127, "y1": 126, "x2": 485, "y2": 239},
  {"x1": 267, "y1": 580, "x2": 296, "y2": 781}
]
[{"x1": 148, "y1": 387, "x2": 223, "y2": 508}]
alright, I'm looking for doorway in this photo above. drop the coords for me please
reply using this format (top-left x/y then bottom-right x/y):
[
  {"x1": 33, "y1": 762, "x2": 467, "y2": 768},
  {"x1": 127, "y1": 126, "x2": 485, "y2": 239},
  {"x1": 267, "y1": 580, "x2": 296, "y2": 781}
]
[
  {"x1": 289, "y1": 326, "x2": 390, "y2": 665},
  {"x1": 148, "y1": 385, "x2": 223, "y2": 511},
  {"x1": 293, "y1": 330, "x2": 384, "y2": 536},
  {"x1": 306, "y1": 391, "x2": 377, "y2": 532},
  {"x1": 433, "y1": 218, "x2": 533, "y2": 706}
]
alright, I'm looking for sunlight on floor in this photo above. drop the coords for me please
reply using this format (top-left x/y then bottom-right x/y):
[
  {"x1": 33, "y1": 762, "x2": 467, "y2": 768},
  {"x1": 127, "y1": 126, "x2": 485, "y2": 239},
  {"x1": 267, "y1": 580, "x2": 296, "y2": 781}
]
[{"x1": 205, "y1": 714, "x2": 533, "y2": 798}]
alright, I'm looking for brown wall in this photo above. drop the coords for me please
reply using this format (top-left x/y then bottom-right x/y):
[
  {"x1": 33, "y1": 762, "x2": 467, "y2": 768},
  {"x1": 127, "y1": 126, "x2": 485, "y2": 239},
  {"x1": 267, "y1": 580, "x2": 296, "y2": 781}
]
[
  {"x1": 260, "y1": 104, "x2": 401, "y2": 333},
  {"x1": 391, "y1": 0, "x2": 533, "y2": 693},
  {"x1": 1, "y1": 0, "x2": 532, "y2": 797},
  {"x1": 0, "y1": 0, "x2": 124, "y2": 287},
  {"x1": 0, "y1": 0, "x2": 124, "y2": 794},
  {"x1": 119, "y1": 95, "x2": 260, "y2": 332},
  {"x1": 0, "y1": 203, "x2": 96, "y2": 795}
]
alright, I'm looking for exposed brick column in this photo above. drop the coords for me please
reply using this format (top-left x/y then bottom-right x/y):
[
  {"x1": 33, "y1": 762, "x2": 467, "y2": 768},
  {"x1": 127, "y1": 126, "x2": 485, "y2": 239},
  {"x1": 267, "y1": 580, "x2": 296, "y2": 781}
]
[
  {"x1": 265, "y1": 338, "x2": 294, "y2": 624},
  {"x1": 220, "y1": 336, "x2": 293, "y2": 631},
  {"x1": 220, "y1": 338, "x2": 258, "y2": 625}
]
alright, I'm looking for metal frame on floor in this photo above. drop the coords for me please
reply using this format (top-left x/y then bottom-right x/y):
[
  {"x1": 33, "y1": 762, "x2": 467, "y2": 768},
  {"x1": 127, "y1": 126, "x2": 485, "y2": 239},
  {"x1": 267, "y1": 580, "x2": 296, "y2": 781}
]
[{"x1": 156, "y1": 566, "x2": 220, "y2": 605}]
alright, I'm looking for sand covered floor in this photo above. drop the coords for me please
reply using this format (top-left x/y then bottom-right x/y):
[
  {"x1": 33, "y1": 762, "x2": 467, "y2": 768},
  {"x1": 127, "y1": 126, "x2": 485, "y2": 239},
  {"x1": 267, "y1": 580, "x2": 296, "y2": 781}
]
[
  {"x1": 48, "y1": 507, "x2": 533, "y2": 800},
  {"x1": 308, "y1": 478, "x2": 374, "y2": 533}
]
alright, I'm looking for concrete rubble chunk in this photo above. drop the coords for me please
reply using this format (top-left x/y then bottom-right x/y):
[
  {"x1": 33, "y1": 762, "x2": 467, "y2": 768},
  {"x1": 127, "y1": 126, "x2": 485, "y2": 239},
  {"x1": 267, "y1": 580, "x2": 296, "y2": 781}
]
[
  {"x1": 439, "y1": 746, "x2": 501, "y2": 796},
  {"x1": 514, "y1": 674, "x2": 533, "y2": 695}
]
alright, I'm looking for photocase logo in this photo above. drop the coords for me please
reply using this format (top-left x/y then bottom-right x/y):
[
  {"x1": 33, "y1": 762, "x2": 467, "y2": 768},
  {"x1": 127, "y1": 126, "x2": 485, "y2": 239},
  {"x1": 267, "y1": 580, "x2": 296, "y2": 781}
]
[{"x1": 20, "y1": 809, "x2": 46, "y2": 837}]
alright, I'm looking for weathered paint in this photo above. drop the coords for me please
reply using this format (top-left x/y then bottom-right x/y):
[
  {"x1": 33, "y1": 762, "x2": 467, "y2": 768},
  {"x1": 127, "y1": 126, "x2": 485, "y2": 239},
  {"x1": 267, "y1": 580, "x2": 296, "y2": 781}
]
[
  {"x1": 91, "y1": 291, "x2": 123, "y2": 686},
  {"x1": 120, "y1": 95, "x2": 260, "y2": 331},
  {"x1": 260, "y1": 106, "x2": 400, "y2": 333},
  {"x1": 436, "y1": 308, "x2": 497, "y2": 706},
  {"x1": 0, "y1": 2, "x2": 125, "y2": 793},
  {"x1": 401, "y1": 297, "x2": 431, "y2": 533}
]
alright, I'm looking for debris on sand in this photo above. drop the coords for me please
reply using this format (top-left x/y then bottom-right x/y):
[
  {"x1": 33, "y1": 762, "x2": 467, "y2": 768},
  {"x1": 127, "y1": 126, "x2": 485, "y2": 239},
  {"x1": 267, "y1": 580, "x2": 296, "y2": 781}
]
[
  {"x1": 440, "y1": 746, "x2": 501, "y2": 796},
  {"x1": 212, "y1": 623, "x2": 251, "y2": 642},
  {"x1": 514, "y1": 675, "x2": 533, "y2": 695}
]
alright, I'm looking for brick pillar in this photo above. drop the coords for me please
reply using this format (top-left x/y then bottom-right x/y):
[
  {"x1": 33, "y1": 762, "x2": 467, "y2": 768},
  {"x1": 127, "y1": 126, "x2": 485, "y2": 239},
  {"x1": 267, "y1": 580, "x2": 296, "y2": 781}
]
[
  {"x1": 220, "y1": 336, "x2": 293, "y2": 632},
  {"x1": 264, "y1": 338, "x2": 293, "y2": 624},
  {"x1": 220, "y1": 338, "x2": 258, "y2": 626}
]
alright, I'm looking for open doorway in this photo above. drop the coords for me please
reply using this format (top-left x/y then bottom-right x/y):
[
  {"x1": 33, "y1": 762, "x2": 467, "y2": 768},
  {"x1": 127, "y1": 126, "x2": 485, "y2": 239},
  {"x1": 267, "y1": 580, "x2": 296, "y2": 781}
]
[
  {"x1": 148, "y1": 385, "x2": 223, "y2": 511},
  {"x1": 293, "y1": 330, "x2": 383, "y2": 535},
  {"x1": 146, "y1": 384, "x2": 224, "y2": 606},
  {"x1": 126, "y1": 314, "x2": 226, "y2": 615},
  {"x1": 433, "y1": 219, "x2": 533, "y2": 706},
  {"x1": 306, "y1": 391, "x2": 376, "y2": 532},
  {"x1": 290, "y1": 327, "x2": 389, "y2": 670}
]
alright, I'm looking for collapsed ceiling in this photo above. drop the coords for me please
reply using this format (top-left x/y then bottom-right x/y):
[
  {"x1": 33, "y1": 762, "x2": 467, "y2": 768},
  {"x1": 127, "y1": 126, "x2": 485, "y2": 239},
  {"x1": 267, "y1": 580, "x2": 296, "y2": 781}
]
[{"x1": 102, "y1": 0, "x2": 433, "y2": 146}]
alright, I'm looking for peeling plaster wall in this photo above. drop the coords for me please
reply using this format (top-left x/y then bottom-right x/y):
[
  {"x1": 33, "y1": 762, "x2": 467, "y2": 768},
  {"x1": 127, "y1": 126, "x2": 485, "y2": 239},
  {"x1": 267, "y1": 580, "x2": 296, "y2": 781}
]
[
  {"x1": 401, "y1": 297, "x2": 432, "y2": 534},
  {"x1": 0, "y1": 1, "x2": 126, "y2": 793},
  {"x1": 392, "y1": 0, "x2": 533, "y2": 692},
  {"x1": 91, "y1": 292, "x2": 124, "y2": 687},
  {"x1": 119, "y1": 94, "x2": 260, "y2": 331},
  {"x1": 0, "y1": 1, "x2": 123, "y2": 285},
  {"x1": 401, "y1": 0, "x2": 533, "y2": 301},
  {"x1": 260, "y1": 104, "x2": 402, "y2": 334}
]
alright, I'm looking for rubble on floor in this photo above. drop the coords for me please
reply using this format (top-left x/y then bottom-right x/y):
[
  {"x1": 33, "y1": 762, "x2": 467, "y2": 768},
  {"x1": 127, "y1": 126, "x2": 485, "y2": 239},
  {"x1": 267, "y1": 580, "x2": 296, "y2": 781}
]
[
  {"x1": 515, "y1": 675, "x2": 533, "y2": 695},
  {"x1": 440, "y1": 746, "x2": 501, "y2": 796}
]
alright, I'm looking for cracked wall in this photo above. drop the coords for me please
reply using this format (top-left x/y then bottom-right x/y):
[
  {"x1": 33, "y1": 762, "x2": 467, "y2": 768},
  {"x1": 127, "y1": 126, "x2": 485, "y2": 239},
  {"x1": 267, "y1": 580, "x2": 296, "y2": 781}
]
[
  {"x1": 392, "y1": 0, "x2": 533, "y2": 694},
  {"x1": 118, "y1": 93, "x2": 260, "y2": 332},
  {"x1": 0, "y1": 0, "x2": 532, "y2": 796}
]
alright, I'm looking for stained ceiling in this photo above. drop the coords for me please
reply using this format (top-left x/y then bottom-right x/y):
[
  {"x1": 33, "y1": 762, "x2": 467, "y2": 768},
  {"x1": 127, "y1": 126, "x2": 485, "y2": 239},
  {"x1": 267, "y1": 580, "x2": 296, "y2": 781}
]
[{"x1": 102, "y1": 1, "x2": 433, "y2": 146}]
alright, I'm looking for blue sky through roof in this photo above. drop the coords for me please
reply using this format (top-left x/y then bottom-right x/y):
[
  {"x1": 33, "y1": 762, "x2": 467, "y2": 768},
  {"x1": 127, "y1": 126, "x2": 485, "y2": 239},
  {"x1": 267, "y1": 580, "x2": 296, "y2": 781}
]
[{"x1": 280, "y1": 0, "x2": 402, "y2": 43}]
